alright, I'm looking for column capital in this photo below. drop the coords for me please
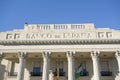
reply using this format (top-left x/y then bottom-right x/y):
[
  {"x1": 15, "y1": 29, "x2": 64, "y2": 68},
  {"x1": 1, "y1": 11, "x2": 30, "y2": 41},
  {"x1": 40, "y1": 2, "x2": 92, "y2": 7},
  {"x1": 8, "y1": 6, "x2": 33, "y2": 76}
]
[
  {"x1": 18, "y1": 51, "x2": 27, "y2": 59},
  {"x1": 42, "y1": 51, "x2": 51, "y2": 58},
  {"x1": 115, "y1": 51, "x2": 120, "y2": 57},
  {"x1": 66, "y1": 51, "x2": 75, "y2": 58},
  {"x1": 91, "y1": 51, "x2": 100, "y2": 57}
]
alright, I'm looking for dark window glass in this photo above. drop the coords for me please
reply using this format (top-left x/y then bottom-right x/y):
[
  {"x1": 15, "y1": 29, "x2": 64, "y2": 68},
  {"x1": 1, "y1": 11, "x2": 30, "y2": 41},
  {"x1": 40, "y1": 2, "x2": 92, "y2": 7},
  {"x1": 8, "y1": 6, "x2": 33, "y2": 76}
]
[{"x1": 33, "y1": 67, "x2": 41, "y2": 73}]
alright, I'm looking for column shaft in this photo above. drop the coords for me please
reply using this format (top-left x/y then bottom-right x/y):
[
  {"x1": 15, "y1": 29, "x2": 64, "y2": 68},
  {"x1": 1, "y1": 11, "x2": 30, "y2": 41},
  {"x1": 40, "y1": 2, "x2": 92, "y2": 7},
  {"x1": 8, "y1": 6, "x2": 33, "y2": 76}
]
[
  {"x1": 115, "y1": 51, "x2": 120, "y2": 74},
  {"x1": 91, "y1": 51, "x2": 101, "y2": 80},
  {"x1": 67, "y1": 51, "x2": 75, "y2": 80},
  {"x1": 17, "y1": 52, "x2": 26, "y2": 80},
  {"x1": 42, "y1": 51, "x2": 50, "y2": 80}
]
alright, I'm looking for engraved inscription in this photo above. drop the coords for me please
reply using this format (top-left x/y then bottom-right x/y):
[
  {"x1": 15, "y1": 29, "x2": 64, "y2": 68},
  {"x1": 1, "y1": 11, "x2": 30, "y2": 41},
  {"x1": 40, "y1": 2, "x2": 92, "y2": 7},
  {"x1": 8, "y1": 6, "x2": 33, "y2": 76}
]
[
  {"x1": 6, "y1": 32, "x2": 113, "y2": 40},
  {"x1": 26, "y1": 32, "x2": 92, "y2": 39}
]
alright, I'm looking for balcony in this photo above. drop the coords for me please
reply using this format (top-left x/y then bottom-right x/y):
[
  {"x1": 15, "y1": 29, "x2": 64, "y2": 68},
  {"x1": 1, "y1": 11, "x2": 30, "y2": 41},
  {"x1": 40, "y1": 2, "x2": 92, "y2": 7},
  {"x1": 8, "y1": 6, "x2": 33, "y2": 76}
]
[
  {"x1": 30, "y1": 72, "x2": 42, "y2": 76},
  {"x1": 101, "y1": 71, "x2": 112, "y2": 76}
]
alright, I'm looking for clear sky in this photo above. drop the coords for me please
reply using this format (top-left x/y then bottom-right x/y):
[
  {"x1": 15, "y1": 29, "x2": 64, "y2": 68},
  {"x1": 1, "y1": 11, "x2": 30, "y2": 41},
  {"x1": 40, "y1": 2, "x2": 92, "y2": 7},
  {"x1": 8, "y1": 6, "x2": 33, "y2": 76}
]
[{"x1": 0, "y1": 0, "x2": 120, "y2": 32}]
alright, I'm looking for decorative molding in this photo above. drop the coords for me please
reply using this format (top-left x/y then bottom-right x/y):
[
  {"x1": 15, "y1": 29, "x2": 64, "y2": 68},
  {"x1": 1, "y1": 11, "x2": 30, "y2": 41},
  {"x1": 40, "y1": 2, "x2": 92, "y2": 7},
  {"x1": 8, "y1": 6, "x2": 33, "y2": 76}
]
[
  {"x1": 67, "y1": 51, "x2": 75, "y2": 58},
  {"x1": 42, "y1": 51, "x2": 51, "y2": 59},
  {"x1": 115, "y1": 50, "x2": 120, "y2": 57},
  {"x1": 91, "y1": 51, "x2": 100, "y2": 57},
  {"x1": 18, "y1": 51, "x2": 27, "y2": 59},
  {"x1": 0, "y1": 39, "x2": 120, "y2": 45}
]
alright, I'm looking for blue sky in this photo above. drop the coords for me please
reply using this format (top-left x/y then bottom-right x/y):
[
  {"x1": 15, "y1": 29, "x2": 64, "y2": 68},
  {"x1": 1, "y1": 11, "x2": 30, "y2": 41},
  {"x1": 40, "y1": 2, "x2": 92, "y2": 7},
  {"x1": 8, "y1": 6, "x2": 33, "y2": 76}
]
[{"x1": 0, "y1": 0, "x2": 120, "y2": 32}]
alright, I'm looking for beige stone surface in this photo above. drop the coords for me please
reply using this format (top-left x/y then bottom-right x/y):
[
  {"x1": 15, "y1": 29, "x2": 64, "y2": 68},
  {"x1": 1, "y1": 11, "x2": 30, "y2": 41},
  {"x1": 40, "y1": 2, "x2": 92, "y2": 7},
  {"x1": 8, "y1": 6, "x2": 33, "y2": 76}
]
[{"x1": 0, "y1": 23, "x2": 120, "y2": 80}]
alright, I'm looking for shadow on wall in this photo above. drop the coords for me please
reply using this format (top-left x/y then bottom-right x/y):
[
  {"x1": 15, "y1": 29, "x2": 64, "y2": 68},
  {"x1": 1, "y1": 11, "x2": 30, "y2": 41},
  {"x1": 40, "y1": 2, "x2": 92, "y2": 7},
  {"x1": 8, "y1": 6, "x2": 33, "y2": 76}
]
[{"x1": 0, "y1": 64, "x2": 5, "y2": 80}]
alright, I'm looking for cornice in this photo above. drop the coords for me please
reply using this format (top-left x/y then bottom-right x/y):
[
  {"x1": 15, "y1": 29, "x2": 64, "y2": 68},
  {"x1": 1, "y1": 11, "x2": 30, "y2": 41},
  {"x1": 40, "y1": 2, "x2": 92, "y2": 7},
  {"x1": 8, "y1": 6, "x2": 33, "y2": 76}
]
[{"x1": 0, "y1": 39, "x2": 120, "y2": 45}]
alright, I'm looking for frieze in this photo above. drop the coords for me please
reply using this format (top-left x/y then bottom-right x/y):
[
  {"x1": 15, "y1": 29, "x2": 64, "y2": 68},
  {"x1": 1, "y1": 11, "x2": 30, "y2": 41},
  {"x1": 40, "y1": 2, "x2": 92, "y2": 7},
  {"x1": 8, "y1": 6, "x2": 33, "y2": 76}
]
[
  {"x1": 1, "y1": 24, "x2": 120, "y2": 41},
  {"x1": 4, "y1": 31, "x2": 113, "y2": 40},
  {"x1": 26, "y1": 32, "x2": 92, "y2": 39}
]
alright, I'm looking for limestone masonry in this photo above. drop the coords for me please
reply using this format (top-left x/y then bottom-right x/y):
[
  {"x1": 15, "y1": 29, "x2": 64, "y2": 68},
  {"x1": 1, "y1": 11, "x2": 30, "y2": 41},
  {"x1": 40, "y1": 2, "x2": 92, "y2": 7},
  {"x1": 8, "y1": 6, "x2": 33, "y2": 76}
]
[{"x1": 0, "y1": 23, "x2": 120, "y2": 80}]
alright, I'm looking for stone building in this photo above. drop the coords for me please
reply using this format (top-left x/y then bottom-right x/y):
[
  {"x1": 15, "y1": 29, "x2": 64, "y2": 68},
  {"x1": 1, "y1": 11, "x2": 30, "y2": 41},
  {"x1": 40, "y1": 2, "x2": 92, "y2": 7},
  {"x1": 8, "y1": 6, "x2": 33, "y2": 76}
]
[{"x1": 0, "y1": 23, "x2": 120, "y2": 80}]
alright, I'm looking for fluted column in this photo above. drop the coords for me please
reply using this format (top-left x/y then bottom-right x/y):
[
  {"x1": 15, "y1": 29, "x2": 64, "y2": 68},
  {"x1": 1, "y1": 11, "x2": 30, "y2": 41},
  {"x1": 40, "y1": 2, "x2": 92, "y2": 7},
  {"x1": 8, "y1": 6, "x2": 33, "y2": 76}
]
[
  {"x1": 67, "y1": 51, "x2": 75, "y2": 80},
  {"x1": 91, "y1": 51, "x2": 101, "y2": 80},
  {"x1": 42, "y1": 51, "x2": 51, "y2": 80},
  {"x1": 17, "y1": 52, "x2": 27, "y2": 80},
  {"x1": 115, "y1": 51, "x2": 120, "y2": 75}
]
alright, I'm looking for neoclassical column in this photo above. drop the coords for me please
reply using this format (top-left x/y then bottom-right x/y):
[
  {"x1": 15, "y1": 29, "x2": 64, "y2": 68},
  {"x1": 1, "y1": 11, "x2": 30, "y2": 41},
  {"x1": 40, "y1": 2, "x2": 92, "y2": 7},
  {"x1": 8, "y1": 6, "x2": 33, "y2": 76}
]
[
  {"x1": 115, "y1": 51, "x2": 120, "y2": 75},
  {"x1": 42, "y1": 51, "x2": 51, "y2": 80},
  {"x1": 66, "y1": 51, "x2": 75, "y2": 80},
  {"x1": 91, "y1": 51, "x2": 101, "y2": 80},
  {"x1": 17, "y1": 52, "x2": 27, "y2": 80}
]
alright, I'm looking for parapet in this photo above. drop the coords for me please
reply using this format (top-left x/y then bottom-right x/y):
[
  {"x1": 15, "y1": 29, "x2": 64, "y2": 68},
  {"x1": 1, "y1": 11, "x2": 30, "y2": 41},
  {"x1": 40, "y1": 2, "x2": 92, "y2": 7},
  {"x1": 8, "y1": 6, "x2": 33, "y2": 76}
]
[{"x1": 24, "y1": 23, "x2": 95, "y2": 31}]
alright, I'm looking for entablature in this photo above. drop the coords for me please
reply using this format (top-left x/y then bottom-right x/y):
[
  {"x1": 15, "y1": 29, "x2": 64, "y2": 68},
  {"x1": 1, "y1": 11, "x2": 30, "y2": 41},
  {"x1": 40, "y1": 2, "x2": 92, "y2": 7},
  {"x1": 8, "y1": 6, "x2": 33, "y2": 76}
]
[{"x1": 0, "y1": 23, "x2": 120, "y2": 45}]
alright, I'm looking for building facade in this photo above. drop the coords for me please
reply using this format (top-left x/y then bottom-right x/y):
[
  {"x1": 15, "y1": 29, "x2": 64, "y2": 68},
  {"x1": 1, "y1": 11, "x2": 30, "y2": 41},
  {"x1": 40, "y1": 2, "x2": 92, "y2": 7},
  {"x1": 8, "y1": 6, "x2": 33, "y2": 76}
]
[{"x1": 0, "y1": 23, "x2": 120, "y2": 80}]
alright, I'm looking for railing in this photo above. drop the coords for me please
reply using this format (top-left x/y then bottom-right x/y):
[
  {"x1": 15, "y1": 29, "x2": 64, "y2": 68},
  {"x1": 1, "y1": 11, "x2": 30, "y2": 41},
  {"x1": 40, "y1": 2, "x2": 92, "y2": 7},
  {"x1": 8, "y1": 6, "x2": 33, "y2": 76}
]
[
  {"x1": 101, "y1": 71, "x2": 112, "y2": 76},
  {"x1": 30, "y1": 72, "x2": 42, "y2": 76},
  {"x1": 8, "y1": 72, "x2": 17, "y2": 76}
]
